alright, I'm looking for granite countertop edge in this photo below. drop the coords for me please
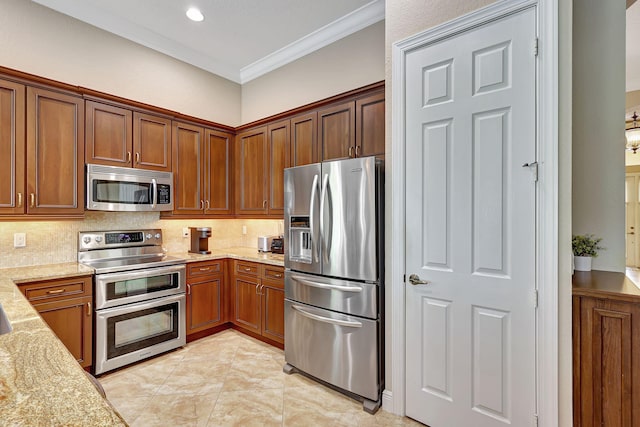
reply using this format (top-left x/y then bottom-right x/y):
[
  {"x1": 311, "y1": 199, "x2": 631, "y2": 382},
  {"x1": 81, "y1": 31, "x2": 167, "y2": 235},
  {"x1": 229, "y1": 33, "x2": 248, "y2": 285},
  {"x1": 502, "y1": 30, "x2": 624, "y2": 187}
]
[{"x1": 0, "y1": 248, "x2": 283, "y2": 424}]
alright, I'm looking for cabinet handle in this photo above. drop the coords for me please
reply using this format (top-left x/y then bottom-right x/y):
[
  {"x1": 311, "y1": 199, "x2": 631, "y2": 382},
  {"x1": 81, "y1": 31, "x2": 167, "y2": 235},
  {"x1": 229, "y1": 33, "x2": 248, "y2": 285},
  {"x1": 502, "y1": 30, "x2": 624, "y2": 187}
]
[
  {"x1": 30, "y1": 193, "x2": 35, "y2": 208},
  {"x1": 17, "y1": 192, "x2": 22, "y2": 207},
  {"x1": 263, "y1": 200, "x2": 267, "y2": 208},
  {"x1": 47, "y1": 288, "x2": 65, "y2": 294},
  {"x1": 349, "y1": 146, "x2": 354, "y2": 158},
  {"x1": 199, "y1": 267, "x2": 211, "y2": 272},
  {"x1": 135, "y1": 152, "x2": 140, "y2": 163},
  {"x1": 126, "y1": 151, "x2": 131, "y2": 162},
  {"x1": 355, "y1": 145, "x2": 361, "y2": 157},
  {"x1": 86, "y1": 302, "x2": 91, "y2": 316},
  {"x1": 274, "y1": 274, "x2": 283, "y2": 278},
  {"x1": 200, "y1": 200, "x2": 204, "y2": 210},
  {"x1": 256, "y1": 284, "x2": 264, "y2": 295},
  {"x1": 205, "y1": 200, "x2": 210, "y2": 209},
  {"x1": 244, "y1": 267, "x2": 251, "y2": 272},
  {"x1": 187, "y1": 284, "x2": 191, "y2": 295}
]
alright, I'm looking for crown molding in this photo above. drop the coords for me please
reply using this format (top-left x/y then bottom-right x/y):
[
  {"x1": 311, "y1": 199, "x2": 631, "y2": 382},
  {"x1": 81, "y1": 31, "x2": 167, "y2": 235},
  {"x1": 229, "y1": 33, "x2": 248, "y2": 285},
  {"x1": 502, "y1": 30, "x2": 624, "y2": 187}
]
[{"x1": 239, "y1": 0, "x2": 385, "y2": 84}]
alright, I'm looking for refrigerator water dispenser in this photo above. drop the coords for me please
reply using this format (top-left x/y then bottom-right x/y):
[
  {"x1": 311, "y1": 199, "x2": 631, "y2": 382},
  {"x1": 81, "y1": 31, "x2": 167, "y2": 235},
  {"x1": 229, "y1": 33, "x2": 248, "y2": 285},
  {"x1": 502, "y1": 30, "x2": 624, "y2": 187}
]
[{"x1": 288, "y1": 216, "x2": 312, "y2": 263}]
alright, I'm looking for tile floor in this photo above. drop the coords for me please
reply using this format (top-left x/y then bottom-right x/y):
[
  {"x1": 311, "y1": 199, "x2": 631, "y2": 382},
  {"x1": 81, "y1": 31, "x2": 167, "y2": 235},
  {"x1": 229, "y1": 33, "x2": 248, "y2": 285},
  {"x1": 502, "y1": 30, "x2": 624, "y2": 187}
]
[{"x1": 98, "y1": 330, "x2": 423, "y2": 427}]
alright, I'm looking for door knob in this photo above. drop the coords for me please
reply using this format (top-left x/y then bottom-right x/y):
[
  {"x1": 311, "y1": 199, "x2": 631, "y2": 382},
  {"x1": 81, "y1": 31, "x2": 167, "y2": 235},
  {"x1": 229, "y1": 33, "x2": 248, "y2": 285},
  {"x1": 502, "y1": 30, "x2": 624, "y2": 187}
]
[{"x1": 408, "y1": 274, "x2": 430, "y2": 285}]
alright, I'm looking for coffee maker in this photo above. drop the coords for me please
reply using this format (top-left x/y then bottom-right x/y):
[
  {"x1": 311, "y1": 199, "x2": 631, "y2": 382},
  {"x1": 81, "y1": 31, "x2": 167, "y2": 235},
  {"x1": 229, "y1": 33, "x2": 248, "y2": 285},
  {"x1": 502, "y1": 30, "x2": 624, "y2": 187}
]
[{"x1": 189, "y1": 227, "x2": 211, "y2": 254}]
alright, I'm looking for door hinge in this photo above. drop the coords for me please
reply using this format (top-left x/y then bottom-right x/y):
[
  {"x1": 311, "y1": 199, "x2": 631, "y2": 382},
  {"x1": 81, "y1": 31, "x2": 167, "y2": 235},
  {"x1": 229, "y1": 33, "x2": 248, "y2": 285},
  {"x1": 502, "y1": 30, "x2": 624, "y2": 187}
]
[
  {"x1": 534, "y1": 290, "x2": 539, "y2": 309},
  {"x1": 533, "y1": 38, "x2": 539, "y2": 56},
  {"x1": 522, "y1": 161, "x2": 538, "y2": 182}
]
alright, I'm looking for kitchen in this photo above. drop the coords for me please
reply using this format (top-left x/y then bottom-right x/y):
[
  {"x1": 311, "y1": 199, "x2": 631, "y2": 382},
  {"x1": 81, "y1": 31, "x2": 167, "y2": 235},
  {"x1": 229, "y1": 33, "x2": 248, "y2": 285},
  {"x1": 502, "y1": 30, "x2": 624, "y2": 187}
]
[{"x1": 0, "y1": 0, "x2": 578, "y2": 426}]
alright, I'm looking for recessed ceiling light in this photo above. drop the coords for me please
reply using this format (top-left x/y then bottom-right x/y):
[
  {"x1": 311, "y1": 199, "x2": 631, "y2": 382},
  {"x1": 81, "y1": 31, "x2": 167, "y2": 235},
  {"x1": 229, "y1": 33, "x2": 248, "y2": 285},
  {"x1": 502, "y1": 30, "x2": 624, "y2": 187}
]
[{"x1": 186, "y1": 7, "x2": 204, "y2": 22}]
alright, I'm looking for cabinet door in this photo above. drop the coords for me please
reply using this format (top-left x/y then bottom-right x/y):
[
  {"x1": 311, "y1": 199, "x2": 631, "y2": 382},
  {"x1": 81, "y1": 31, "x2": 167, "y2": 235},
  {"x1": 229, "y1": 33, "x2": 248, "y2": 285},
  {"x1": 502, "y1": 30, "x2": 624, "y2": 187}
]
[
  {"x1": 355, "y1": 91, "x2": 385, "y2": 158},
  {"x1": 291, "y1": 112, "x2": 317, "y2": 166},
  {"x1": 35, "y1": 296, "x2": 93, "y2": 368},
  {"x1": 85, "y1": 101, "x2": 132, "y2": 167},
  {"x1": 267, "y1": 120, "x2": 290, "y2": 216},
  {"x1": 134, "y1": 112, "x2": 171, "y2": 172},
  {"x1": 187, "y1": 277, "x2": 222, "y2": 334},
  {"x1": 205, "y1": 129, "x2": 233, "y2": 215},
  {"x1": 0, "y1": 79, "x2": 25, "y2": 215},
  {"x1": 235, "y1": 127, "x2": 268, "y2": 215},
  {"x1": 318, "y1": 101, "x2": 355, "y2": 161},
  {"x1": 575, "y1": 296, "x2": 640, "y2": 426},
  {"x1": 261, "y1": 279, "x2": 284, "y2": 344},
  {"x1": 26, "y1": 87, "x2": 84, "y2": 215},
  {"x1": 233, "y1": 276, "x2": 261, "y2": 334},
  {"x1": 172, "y1": 121, "x2": 204, "y2": 215}
]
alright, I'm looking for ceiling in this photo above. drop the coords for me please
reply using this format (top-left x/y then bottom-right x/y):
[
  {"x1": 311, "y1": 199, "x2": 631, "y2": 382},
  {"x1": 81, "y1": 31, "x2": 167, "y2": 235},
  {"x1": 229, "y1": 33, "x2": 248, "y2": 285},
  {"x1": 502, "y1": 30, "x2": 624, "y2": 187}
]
[{"x1": 32, "y1": 0, "x2": 384, "y2": 84}]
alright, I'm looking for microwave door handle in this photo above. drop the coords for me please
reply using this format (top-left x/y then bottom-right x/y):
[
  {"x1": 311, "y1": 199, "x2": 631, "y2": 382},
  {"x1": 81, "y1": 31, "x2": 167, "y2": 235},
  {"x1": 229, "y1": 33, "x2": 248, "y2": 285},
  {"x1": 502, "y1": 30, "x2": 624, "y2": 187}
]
[
  {"x1": 151, "y1": 178, "x2": 157, "y2": 209},
  {"x1": 309, "y1": 174, "x2": 319, "y2": 263}
]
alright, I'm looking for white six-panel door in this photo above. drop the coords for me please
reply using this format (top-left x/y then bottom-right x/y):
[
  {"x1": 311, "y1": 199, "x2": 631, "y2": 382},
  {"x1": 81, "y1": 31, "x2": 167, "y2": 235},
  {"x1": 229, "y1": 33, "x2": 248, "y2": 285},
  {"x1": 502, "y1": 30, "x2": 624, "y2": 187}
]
[{"x1": 405, "y1": 7, "x2": 537, "y2": 427}]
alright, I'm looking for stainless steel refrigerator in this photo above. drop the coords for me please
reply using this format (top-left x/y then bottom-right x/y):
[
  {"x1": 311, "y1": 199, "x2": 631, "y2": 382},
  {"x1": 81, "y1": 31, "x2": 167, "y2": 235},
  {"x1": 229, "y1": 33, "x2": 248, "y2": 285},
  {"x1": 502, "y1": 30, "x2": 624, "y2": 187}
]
[{"x1": 283, "y1": 156, "x2": 384, "y2": 413}]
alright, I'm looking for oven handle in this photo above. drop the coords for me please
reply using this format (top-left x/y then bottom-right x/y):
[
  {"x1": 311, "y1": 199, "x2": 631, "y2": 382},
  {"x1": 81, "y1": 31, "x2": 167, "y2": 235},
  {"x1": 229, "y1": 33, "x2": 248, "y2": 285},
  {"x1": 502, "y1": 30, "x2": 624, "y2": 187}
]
[
  {"x1": 95, "y1": 264, "x2": 186, "y2": 284},
  {"x1": 95, "y1": 293, "x2": 185, "y2": 316},
  {"x1": 291, "y1": 304, "x2": 362, "y2": 328}
]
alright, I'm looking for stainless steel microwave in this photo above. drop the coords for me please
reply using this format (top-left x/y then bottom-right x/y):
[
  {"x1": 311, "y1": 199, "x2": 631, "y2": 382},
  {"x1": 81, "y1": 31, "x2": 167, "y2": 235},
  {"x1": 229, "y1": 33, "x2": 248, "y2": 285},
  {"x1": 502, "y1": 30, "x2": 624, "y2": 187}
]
[{"x1": 86, "y1": 164, "x2": 174, "y2": 212}]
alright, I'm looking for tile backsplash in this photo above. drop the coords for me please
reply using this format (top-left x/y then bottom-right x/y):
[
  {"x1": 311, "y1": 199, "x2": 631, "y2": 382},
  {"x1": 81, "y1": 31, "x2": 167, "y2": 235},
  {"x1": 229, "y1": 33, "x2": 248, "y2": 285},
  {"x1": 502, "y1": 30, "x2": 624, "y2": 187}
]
[{"x1": 0, "y1": 212, "x2": 283, "y2": 269}]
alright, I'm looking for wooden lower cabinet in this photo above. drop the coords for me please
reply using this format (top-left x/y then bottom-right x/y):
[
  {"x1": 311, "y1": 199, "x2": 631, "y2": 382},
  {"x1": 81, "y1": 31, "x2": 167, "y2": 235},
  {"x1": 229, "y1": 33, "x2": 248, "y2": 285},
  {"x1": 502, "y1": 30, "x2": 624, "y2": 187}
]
[
  {"x1": 186, "y1": 260, "x2": 225, "y2": 335},
  {"x1": 18, "y1": 275, "x2": 93, "y2": 368},
  {"x1": 573, "y1": 295, "x2": 640, "y2": 426},
  {"x1": 231, "y1": 260, "x2": 284, "y2": 345}
]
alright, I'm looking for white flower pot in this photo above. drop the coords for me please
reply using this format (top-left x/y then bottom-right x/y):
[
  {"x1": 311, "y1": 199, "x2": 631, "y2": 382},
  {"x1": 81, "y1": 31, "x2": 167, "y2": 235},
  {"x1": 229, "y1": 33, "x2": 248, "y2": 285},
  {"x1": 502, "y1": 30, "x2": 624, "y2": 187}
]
[{"x1": 574, "y1": 256, "x2": 592, "y2": 272}]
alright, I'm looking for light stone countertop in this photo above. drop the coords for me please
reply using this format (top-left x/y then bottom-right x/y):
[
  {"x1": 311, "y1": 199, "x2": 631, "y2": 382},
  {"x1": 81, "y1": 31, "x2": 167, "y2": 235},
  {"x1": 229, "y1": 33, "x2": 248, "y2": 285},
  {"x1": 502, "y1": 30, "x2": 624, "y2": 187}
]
[
  {"x1": 0, "y1": 248, "x2": 283, "y2": 425},
  {"x1": 0, "y1": 263, "x2": 127, "y2": 426}
]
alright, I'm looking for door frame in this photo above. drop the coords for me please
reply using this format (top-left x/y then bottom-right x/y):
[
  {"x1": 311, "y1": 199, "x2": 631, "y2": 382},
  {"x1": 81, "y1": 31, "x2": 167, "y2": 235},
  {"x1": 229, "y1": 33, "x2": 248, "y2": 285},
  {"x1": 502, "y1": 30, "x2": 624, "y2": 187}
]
[{"x1": 388, "y1": 0, "x2": 559, "y2": 425}]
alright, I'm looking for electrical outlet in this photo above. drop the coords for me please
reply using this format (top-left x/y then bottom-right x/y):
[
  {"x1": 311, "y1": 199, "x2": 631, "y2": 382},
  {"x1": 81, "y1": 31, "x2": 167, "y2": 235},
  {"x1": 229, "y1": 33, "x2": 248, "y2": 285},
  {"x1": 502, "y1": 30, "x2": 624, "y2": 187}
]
[
  {"x1": 14, "y1": 233, "x2": 26, "y2": 248},
  {"x1": 182, "y1": 227, "x2": 189, "y2": 238},
  {"x1": 242, "y1": 225, "x2": 247, "y2": 235}
]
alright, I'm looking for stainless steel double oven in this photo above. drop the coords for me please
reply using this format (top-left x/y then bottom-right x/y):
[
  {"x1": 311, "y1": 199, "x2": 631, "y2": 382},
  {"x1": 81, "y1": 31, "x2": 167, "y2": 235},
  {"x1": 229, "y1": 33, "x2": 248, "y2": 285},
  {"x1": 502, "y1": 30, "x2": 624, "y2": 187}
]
[{"x1": 78, "y1": 229, "x2": 186, "y2": 375}]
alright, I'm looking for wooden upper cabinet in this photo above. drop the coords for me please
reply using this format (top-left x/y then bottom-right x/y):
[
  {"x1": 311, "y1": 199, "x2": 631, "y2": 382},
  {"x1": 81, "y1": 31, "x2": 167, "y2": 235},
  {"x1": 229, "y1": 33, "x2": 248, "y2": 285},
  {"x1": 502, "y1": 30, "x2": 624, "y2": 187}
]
[
  {"x1": 290, "y1": 112, "x2": 317, "y2": 167},
  {"x1": 235, "y1": 127, "x2": 268, "y2": 215},
  {"x1": 86, "y1": 101, "x2": 171, "y2": 171},
  {"x1": 0, "y1": 79, "x2": 25, "y2": 215},
  {"x1": 133, "y1": 112, "x2": 172, "y2": 171},
  {"x1": 205, "y1": 129, "x2": 233, "y2": 215},
  {"x1": 318, "y1": 101, "x2": 355, "y2": 161},
  {"x1": 355, "y1": 91, "x2": 385, "y2": 158},
  {"x1": 85, "y1": 101, "x2": 132, "y2": 167},
  {"x1": 267, "y1": 120, "x2": 290, "y2": 216},
  {"x1": 172, "y1": 121, "x2": 204, "y2": 215},
  {"x1": 26, "y1": 87, "x2": 84, "y2": 215}
]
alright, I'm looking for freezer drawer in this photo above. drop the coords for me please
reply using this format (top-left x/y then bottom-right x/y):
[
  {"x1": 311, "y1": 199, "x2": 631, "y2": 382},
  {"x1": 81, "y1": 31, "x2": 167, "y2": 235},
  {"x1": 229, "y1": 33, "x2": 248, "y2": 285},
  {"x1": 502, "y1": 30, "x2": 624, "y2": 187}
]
[
  {"x1": 284, "y1": 300, "x2": 379, "y2": 401},
  {"x1": 285, "y1": 270, "x2": 378, "y2": 319}
]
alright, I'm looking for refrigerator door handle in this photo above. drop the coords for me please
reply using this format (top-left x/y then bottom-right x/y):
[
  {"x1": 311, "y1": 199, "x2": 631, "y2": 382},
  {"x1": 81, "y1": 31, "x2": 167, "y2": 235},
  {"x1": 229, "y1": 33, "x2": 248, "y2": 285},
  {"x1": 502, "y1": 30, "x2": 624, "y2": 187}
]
[
  {"x1": 291, "y1": 275, "x2": 363, "y2": 293},
  {"x1": 291, "y1": 304, "x2": 363, "y2": 328},
  {"x1": 309, "y1": 174, "x2": 319, "y2": 263},
  {"x1": 320, "y1": 173, "x2": 330, "y2": 262}
]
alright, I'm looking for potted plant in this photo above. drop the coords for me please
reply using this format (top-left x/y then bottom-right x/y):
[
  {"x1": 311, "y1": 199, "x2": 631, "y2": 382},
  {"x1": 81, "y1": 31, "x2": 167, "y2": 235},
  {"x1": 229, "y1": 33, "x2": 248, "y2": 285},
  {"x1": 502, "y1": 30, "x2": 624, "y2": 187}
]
[{"x1": 572, "y1": 234, "x2": 604, "y2": 272}]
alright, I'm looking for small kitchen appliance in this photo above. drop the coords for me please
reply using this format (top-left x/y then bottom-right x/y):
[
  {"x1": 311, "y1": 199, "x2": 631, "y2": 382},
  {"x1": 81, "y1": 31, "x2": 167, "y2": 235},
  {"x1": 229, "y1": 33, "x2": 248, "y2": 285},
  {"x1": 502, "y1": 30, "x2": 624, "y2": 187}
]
[
  {"x1": 189, "y1": 227, "x2": 212, "y2": 254},
  {"x1": 257, "y1": 235, "x2": 275, "y2": 252},
  {"x1": 270, "y1": 237, "x2": 284, "y2": 254}
]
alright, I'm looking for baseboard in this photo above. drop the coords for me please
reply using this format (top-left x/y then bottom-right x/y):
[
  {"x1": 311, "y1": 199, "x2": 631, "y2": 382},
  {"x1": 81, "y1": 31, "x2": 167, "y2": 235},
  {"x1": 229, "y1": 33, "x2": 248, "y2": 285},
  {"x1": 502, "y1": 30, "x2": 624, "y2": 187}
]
[{"x1": 382, "y1": 389, "x2": 395, "y2": 414}]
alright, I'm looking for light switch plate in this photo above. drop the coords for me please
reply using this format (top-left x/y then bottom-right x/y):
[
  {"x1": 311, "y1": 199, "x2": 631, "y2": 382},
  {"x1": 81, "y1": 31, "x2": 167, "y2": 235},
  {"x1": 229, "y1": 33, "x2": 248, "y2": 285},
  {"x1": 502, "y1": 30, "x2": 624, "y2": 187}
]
[{"x1": 14, "y1": 233, "x2": 26, "y2": 248}]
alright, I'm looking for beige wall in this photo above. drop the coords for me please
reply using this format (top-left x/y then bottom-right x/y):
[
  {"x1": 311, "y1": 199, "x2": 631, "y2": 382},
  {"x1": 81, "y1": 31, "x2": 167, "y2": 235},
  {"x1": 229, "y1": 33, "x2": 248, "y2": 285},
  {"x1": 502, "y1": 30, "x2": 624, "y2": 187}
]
[
  {"x1": 240, "y1": 21, "x2": 385, "y2": 124},
  {"x1": 0, "y1": 0, "x2": 241, "y2": 126},
  {"x1": 572, "y1": 0, "x2": 626, "y2": 272}
]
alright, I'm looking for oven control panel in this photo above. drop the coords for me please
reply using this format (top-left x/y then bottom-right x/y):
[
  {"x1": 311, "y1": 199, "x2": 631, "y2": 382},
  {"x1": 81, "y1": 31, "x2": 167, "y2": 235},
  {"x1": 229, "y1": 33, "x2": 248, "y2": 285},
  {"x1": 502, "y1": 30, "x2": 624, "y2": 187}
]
[{"x1": 79, "y1": 229, "x2": 163, "y2": 251}]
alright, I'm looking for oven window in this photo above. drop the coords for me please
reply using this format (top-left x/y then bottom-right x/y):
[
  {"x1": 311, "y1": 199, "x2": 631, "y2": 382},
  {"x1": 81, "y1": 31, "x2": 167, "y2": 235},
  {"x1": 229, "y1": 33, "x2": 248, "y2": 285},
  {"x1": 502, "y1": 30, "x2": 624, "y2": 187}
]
[
  {"x1": 107, "y1": 302, "x2": 179, "y2": 359},
  {"x1": 93, "y1": 180, "x2": 151, "y2": 204},
  {"x1": 107, "y1": 272, "x2": 180, "y2": 300}
]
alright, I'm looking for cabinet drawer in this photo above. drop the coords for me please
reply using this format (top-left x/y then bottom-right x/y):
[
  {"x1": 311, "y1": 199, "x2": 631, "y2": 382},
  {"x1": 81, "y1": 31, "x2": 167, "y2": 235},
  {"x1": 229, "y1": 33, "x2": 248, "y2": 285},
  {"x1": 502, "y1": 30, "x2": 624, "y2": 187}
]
[
  {"x1": 235, "y1": 261, "x2": 259, "y2": 277},
  {"x1": 188, "y1": 260, "x2": 223, "y2": 278},
  {"x1": 19, "y1": 276, "x2": 92, "y2": 303},
  {"x1": 263, "y1": 266, "x2": 284, "y2": 281}
]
